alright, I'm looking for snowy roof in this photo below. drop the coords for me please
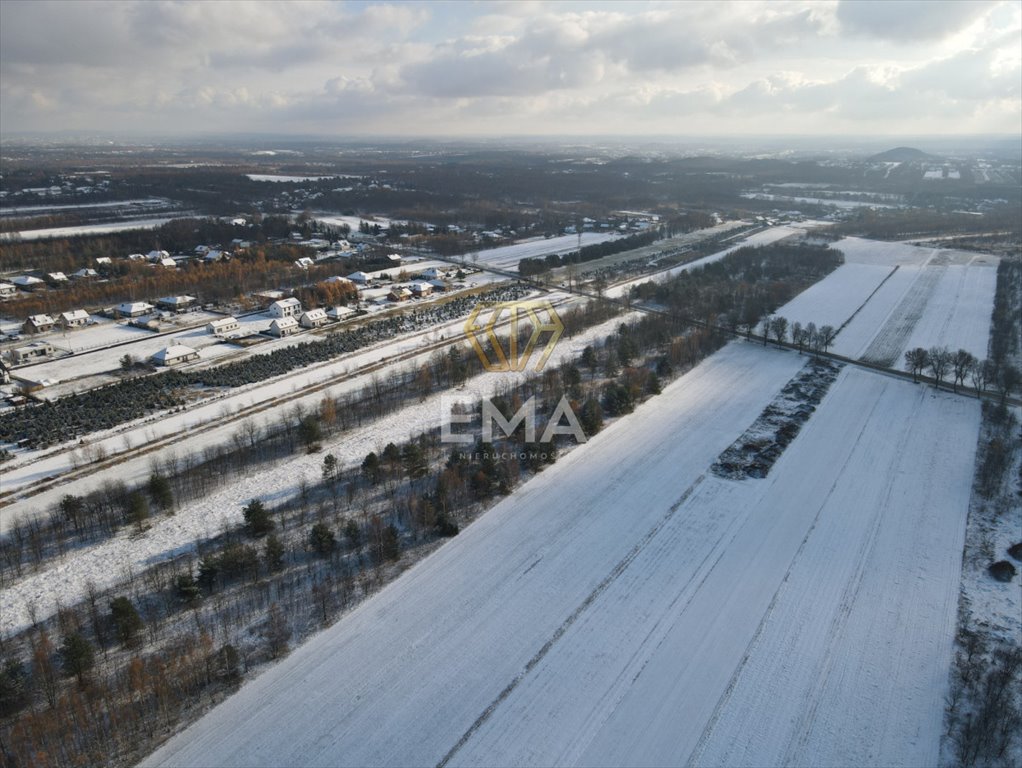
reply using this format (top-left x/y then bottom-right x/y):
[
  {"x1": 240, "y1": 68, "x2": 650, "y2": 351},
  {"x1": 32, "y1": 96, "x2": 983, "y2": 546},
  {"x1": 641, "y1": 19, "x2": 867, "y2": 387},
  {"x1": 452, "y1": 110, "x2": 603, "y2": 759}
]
[
  {"x1": 117, "y1": 301, "x2": 154, "y2": 314},
  {"x1": 95, "y1": 257, "x2": 112, "y2": 265},
  {"x1": 60, "y1": 310, "x2": 90, "y2": 322},
  {"x1": 73, "y1": 268, "x2": 99, "y2": 277},
  {"x1": 271, "y1": 297, "x2": 301, "y2": 309},
  {"x1": 152, "y1": 345, "x2": 197, "y2": 363},
  {"x1": 270, "y1": 316, "x2": 299, "y2": 328},
  {"x1": 160, "y1": 258, "x2": 177, "y2": 267},
  {"x1": 147, "y1": 250, "x2": 170, "y2": 260},
  {"x1": 13, "y1": 275, "x2": 43, "y2": 285},
  {"x1": 302, "y1": 308, "x2": 327, "y2": 320},
  {"x1": 208, "y1": 316, "x2": 238, "y2": 329},
  {"x1": 324, "y1": 275, "x2": 354, "y2": 284},
  {"x1": 347, "y1": 271, "x2": 370, "y2": 282},
  {"x1": 47, "y1": 272, "x2": 68, "y2": 281},
  {"x1": 26, "y1": 314, "x2": 55, "y2": 325},
  {"x1": 327, "y1": 305, "x2": 355, "y2": 318},
  {"x1": 157, "y1": 295, "x2": 196, "y2": 305},
  {"x1": 410, "y1": 282, "x2": 431, "y2": 292}
]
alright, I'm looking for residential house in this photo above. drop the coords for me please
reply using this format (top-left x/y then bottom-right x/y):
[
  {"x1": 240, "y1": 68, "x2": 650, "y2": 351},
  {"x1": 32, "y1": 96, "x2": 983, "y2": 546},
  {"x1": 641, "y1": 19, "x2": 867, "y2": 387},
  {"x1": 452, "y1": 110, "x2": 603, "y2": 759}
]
[
  {"x1": 0, "y1": 282, "x2": 16, "y2": 298},
  {"x1": 268, "y1": 316, "x2": 299, "y2": 337},
  {"x1": 386, "y1": 253, "x2": 402, "y2": 266},
  {"x1": 327, "y1": 305, "x2": 356, "y2": 321},
  {"x1": 151, "y1": 345, "x2": 199, "y2": 366},
  {"x1": 206, "y1": 317, "x2": 240, "y2": 335},
  {"x1": 147, "y1": 249, "x2": 170, "y2": 262},
  {"x1": 388, "y1": 287, "x2": 412, "y2": 302},
  {"x1": 11, "y1": 341, "x2": 54, "y2": 365},
  {"x1": 23, "y1": 314, "x2": 56, "y2": 334},
  {"x1": 294, "y1": 257, "x2": 315, "y2": 269},
  {"x1": 95, "y1": 257, "x2": 112, "y2": 266},
  {"x1": 59, "y1": 310, "x2": 90, "y2": 329},
  {"x1": 252, "y1": 289, "x2": 285, "y2": 308},
  {"x1": 268, "y1": 297, "x2": 302, "y2": 319},
  {"x1": 72, "y1": 268, "x2": 99, "y2": 279},
  {"x1": 156, "y1": 295, "x2": 196, "y2": 313},
  {"x1": 12, "y1": 276, "x2": 44, "y2": 291},
  {"x1": 427, "y1": 279, "x2": 450, "y2": 292},
  {"x1": 347, "y1": 271, "x2": 370, "y2": 284},
  {"x1": 419, "y1": 267, "x2": 444, "y2": 280},
  {"x1": 159, "y1": 257, "x2": 177, "y2": 269},
  {"x1": 46, "y1": 272, "x2": 69, "y2": 285},
  {"x1": 410, "y1": 282, "x2": 432, "y2": 297},
  {"x1": 116, "y1": 301, "x2": 155, "y2": 318},
  {"x1": 299, "y1": 308, "x2": 328, "y2": 329}
]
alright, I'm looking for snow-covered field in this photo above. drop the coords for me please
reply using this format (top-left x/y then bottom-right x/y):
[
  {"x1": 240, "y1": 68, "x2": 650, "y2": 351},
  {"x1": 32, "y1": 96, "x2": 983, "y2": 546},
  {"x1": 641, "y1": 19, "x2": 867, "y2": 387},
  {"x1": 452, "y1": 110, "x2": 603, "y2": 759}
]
[
  {"x1": 144, "y1": 347, "x2": 979, "y2": 768},
  {"x1": 467, "y1": 232, "x2": 621, "y2": 270},
  {"x1": 770, "y1": 237, "x2": 999, "y2": 364},
  {"x1": 0, "y1": 217, "x2": 181, "y2": 241},
  {"x1": 0, "y1": 308, "x2": 639, "y2": 634}
]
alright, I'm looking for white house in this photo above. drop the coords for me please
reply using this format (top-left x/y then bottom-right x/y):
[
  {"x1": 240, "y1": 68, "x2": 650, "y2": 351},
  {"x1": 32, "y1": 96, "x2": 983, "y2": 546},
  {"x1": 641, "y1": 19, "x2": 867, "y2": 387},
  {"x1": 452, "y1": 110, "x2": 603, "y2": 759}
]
[
  {"x1": 147, "y1": 249, "x2": 170, "y2": 262},
  {"x1": 419, "y1": 267, "x2": 444, "y2": 280},
  {"x1": 347, "y1": 271, "x2": 370, "y2": 284},
  {"x1": 299, "y1": 308, "x2": 328, "y2": 328},
  {"x1": 386, "y1": 253, "x2": 402, "y2": 266},
  {"x1": 116, "y1": 301, "x2": 155, "y2": 318},
  {"x1": 159, "y1": 257, "x2": 177, "y2": 269},
  {"x1": 207, "y1": 316, "x2": 240, "y2": 335},
  {"x1": 268, "y1": 316, "x2": 299, "y2": 337},
  {"x1": 72, "y1": 268, "x2": 99, "y2": 279},
  {"x1": 327, "y1": 305, "x2": 356, "y2": 321},
  {"x1": 46, "y1": 272, "x2": 69, "y2": 284},
  {"x1": 204, "y1": 249, "x2": 228, "y2": 262},
  {"x1": 11, "y1": 341, "x2": 54, "y2": 365},
  {"x1": 427, "y1": 279, "x2": 449, "y2": 292},
  {"x1": 0, "y1": 282, "x2": 16, "y2": 298},
  {"x1": 127, "y1": 253, "x2": 146, "y2": 262},
  {"x1": 59, "y1": 310, "x2": 90, "y2": 329},
  {"x1": 268, "y1": 297, "x2": 302, "y2": 318},
  {"x1": 151, "y1": 345, "x2": 199, "y2": 366},
  {"x1": 323, "y1": 275, "x2": 354, "y2": 286},
  {"x1": 95, "y1": 256, "x2": 112, "y2": 266},
  {"x1": 23, "y1": 314, "x2": 56, "y2": 334}
]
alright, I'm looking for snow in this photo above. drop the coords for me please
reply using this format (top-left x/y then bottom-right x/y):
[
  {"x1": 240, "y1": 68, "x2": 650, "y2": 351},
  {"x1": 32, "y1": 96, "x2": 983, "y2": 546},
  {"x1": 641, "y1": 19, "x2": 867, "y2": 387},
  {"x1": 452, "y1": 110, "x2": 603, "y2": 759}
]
[
  {"x1": 0, "y1": 217, "x2": 181, "y2": 241},
  {"x1": 773, "y1": 262, "x2": 895, "y2": 332},
  {"x1": 247, "y1": 174, "x2": 358, "y2": 183},
  {"x1": 143, "y1": 350, "x2": 978, "y2": 768},
  {"x1": 465, "y1": 232, "x2": 621, "y2": 271},
  {"x1": 606, "y1": 225, "x2": 803, "y2": 299},
  {"x1": 0, "y1": 308, "x2": 640, "y2": 634}
]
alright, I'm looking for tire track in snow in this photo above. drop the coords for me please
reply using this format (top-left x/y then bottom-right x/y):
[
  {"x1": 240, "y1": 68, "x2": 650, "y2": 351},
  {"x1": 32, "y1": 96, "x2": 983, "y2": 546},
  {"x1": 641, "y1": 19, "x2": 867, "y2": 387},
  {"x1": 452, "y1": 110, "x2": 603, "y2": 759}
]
[
  {"x1": 685, "y1": 382, "x2": 887, "y2": 767},
  {"x1": 436, "y1": 473, "x2": 708, "y2": 768}
]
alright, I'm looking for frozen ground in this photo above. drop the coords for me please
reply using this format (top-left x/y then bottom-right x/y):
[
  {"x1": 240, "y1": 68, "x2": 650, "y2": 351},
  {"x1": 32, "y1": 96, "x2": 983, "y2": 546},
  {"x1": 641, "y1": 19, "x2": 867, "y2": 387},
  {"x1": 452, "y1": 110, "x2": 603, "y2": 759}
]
[
  {"x1": 0, "y1": 217, "x2": 180, "y2": 241},
  {"x1": 0, "y1": 309, "x2": 639, "y2": 634},
  {"x1": 466, "y1": 232, "x2": 621, "y2": 270},
  {"x1": 144, "y1": 349, "x2": 979, "y2": 768}
]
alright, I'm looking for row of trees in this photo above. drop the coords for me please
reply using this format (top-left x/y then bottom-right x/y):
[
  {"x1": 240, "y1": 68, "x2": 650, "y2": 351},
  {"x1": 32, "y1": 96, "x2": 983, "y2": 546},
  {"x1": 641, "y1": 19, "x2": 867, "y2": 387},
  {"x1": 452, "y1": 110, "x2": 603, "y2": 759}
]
[{"x1": 905, "y1": 346, "x2": 1019, "y2": 400}]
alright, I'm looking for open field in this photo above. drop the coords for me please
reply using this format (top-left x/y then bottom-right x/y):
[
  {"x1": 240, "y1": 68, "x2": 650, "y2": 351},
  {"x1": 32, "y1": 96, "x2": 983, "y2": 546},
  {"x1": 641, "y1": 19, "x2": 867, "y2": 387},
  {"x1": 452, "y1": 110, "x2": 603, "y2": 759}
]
[{"x1": 144, "y1": 347, "x2": 979, "y2": 768}]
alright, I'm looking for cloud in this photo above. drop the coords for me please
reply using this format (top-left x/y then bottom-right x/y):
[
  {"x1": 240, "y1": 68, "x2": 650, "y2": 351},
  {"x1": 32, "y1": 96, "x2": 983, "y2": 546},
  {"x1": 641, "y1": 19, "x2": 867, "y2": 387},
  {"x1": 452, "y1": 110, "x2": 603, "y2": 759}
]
[{"x1": 835, "y1": 0, "x2": 996, "y2": 41}]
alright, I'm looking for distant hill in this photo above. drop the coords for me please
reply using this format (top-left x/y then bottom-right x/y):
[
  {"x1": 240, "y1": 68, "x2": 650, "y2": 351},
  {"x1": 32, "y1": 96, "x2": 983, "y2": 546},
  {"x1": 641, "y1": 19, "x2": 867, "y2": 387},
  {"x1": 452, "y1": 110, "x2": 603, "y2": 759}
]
[{"x1": 868, "y1": 146, "x2": 940, "y2": 163}]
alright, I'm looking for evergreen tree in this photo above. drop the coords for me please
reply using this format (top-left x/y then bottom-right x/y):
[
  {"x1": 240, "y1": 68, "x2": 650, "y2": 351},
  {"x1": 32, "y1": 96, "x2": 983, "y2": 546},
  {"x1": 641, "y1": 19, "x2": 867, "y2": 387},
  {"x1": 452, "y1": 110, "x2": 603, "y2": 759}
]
[
  {"x1": 110, "y1": 596, "x2": 143, "y2": 648},
  {"x1": 60, "y1": 632, "x2": 95, "y2": 685}
]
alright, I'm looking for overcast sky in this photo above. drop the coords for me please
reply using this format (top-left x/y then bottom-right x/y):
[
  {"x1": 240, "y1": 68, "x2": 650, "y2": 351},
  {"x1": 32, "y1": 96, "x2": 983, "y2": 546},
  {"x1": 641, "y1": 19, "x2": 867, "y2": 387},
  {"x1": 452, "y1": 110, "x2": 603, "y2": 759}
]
[{"x1": 1, "y1": 0, "x2": 1019, "y2": 137}]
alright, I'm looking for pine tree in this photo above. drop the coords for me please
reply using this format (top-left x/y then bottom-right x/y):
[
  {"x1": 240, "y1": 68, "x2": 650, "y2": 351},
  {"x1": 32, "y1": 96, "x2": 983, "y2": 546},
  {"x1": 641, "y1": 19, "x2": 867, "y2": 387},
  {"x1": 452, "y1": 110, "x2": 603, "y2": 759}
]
[
  {"x1": 110, "y1": 596, "x2": 143, "y2": 648},
  {"x1": 60, "y1": 632, "x2": 95, "y2": 686}
]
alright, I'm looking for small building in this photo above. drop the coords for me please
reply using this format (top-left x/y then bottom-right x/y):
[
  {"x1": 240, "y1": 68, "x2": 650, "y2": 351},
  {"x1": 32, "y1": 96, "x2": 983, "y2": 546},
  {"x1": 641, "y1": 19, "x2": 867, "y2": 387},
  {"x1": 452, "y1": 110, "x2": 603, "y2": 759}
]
[
  {"x1": 0, "y1": 282, "x2": 16, "y2": 298},
  {"x1": 159, "y1": 257, "x2": 177, "y2": 269},
  {"x1": 410, "y1": 282, "x2": 432, "y2": 297},
  {"x1": 46, "y1": 271, "x2": 69, "y2": 285},
  {"x1": 194, "y1": 245, "x2": 211, "y2": 255},
  {"x1": 268, "y1": 297, "x2": 302, "y2": 319},
  {"x1": 59, "y1": 310, "x2": 90, "y2": 329},
  {"x1": 207, "y1": 316, "x2": 240, "y2": 335},
  {"x1": 23, "y1": 314, "x2": 56, "y2": 334},
  {"x1": 252, "y1": 289, "x2": 285, "y2": 307},
  {"x1": 323, "y1": 275, "x2": 354, "y2": 286},
  {"x1": 95, "y1": 256, "x2": 112, "y2": 266},
  {"x1": 347, "y1": 271, "x2": 370, "y2": 284},
  {"x1": 12, "y1": 276, "x2": 44, "y2": 291},
  {"x1": 386, "y1": 253, "x2": 402, "y2": 266},
  {"x1": 268, "y1": 316, "x2": 299, "y2": 337},
  {"x1": 72, "y1": 268, "x2": 99, "y2": 279},
  {"x1": 151, "y1": 345, "x2": 199, "y2": 366},
  {"x1": 419, "y1": 267, "x2": 444, "y2": 280},
  {"x1": 294, "y1": 257, "x2": 315, "y2": 269},
  {"x1": 116, "y1": 301, "x2": 155, "y2": 318},
  {"x1": 388, "y1": 287, "x2": 412, "y2": 302},
  {"x1": 11, "y1": 341, "x2": 54, "y2": 365},
  {"x1": 147, "y1": 249, "x2": 170, "y2": 263},
  {"x1": 427, "y1": 279, "x2": 450, "y2": 292},
  {"x1": 299, "y1": 308, "x2": 328, "y2": 329},
  {"x1": 156, "y1": 295, "x2": 197, "y2": 313},
  {"x1": 204, "y1": 249, "x2": 228, "y2": 262},
  {"x1": 127, "y1": 253, "x2": 146, "y2": 262},
  {"x1": 327, "y1": 305, "x2": 356, "y2": 321}
]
